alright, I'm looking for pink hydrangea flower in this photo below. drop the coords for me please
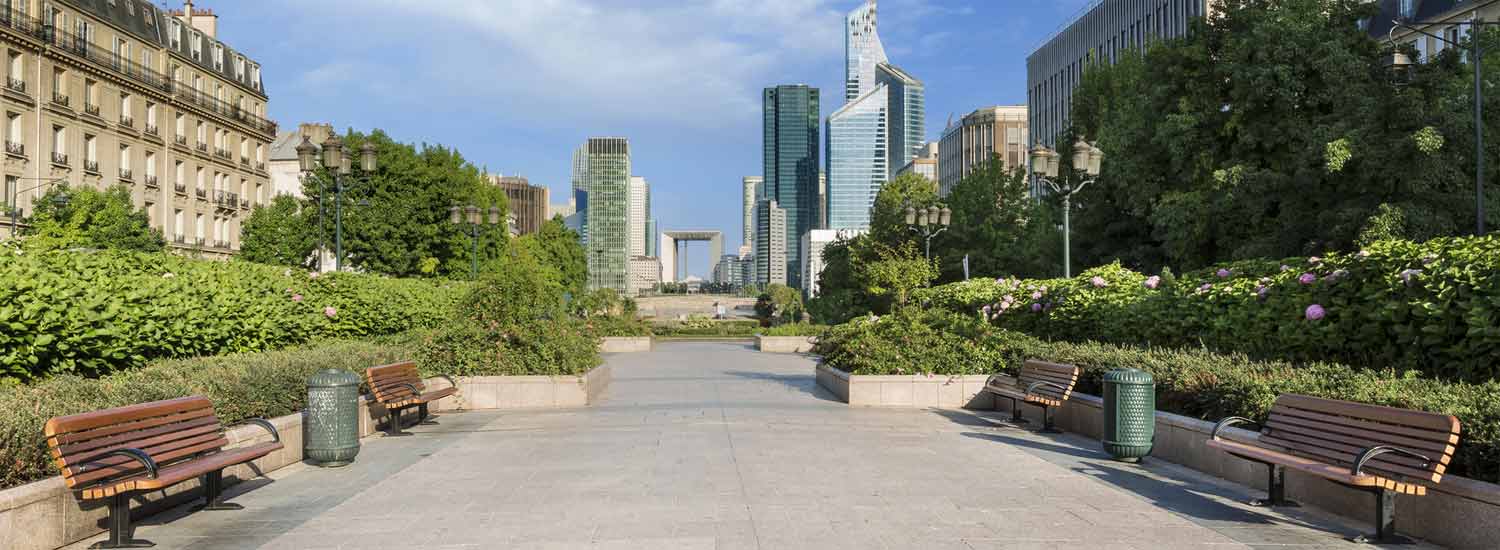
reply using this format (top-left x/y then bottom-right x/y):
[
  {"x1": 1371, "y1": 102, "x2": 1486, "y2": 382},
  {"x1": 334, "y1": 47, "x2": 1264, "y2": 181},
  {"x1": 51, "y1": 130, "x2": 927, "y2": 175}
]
[
  {"x1": 323, "y1": 306, "x2": 337, "y2": 317},
  {"x1": 1216, "y1": 269, "x2": 1232, "y2": 278},
  {"x1": 1305, "y1": 304, "x2": 1326, "y2": 321},
  {"x1": 1357, "y1": 250, "x2": 1370, "y2": 259},
  {"x1": 1031, "y1": 303, "x2": 1043, "y2": 312},
  {"x1": 1144, "y1": 276, "x2": 1161, "y2": 289},
  {"x1": 1256, "y1": 286, "x2": 1270, "y2": 300},
  {"x1": 291, "y1": 294, "x2": 303, "y2": 302},
  {"x1": 1298, "y1": 273, "x2": 1316, "y2": 285},
  {"x1": 1309, "y1": 256, "x2": 1323, "y2": 264},
  {"x1": 1031, "y1": 291, "x2": 1043, "y2": 300},
  {"x1": 1090, "y1": 276, "x2": 1108, "y2": 288},
  {"x1": 1198, "y1": 283, "x2": 1213, "y2": 292},
  {"x1": 1280, "y1": 265, "x2": 1292, "y2": 272}
]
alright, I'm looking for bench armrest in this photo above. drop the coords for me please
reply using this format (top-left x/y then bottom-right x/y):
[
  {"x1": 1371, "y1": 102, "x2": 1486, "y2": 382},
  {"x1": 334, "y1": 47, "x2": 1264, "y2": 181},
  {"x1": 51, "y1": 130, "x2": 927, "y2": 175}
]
[
  {"x1": 1024, "y1": 381, "x2": 1070, "y2": 399},
  {"x1": 78, "y1": 448, "x2": 158, "y2": 479},
  {"x1": 398, "y1": 383, "x2": 423, "y2": 396},
  {"x1": 1353, "y1": 445, "x2": 1432, "y2": 476},
  {"x1": 1211, "y1": 417, "x2": 1260, "y2": 440},
  {"x1": 227, "y1": 418, "x2": 281, "y2": 444}
]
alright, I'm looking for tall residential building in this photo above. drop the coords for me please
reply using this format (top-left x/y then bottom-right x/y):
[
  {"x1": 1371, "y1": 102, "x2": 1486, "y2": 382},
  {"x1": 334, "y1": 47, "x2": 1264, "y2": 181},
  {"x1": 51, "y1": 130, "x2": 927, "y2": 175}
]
[
  {"x1": 741, "y1": 175, "x2": 761, "y2": 249},
  {"x1": 826, "y1": 85, "x2": 887, "y2": 231},
  {"x1": 754, "y1": 199, "x2": 787, "y2": 286},
  {"x1": 0, "y1": 0, "x2": 274, "y2": 258},
  {"x1": 626, "y1": 255, "x2": 661, "y2": 297},
  {"x1": 937, "y1": 106, "x2": 1028, "y2": 196},
  {"x1": 268, "y1": 123, "x2": 331, "y2": 198},
  {"x1": 580, "y1": 137, "x2": 630, "y2": 292},
  {"x1": 875, "y1": 62, "x2": 925, "y2": 178},
  {"x1": 844, "y1": 0, "x2": 887, "y2": 102},
  {"x1": 1028, "y1": 0, "x2": 1214, "y2": 153},
  {"x1": 492, "y1": 175, "x2": 549, "y2": 236},
  {"x1": 1370, "y1": 0, "x2": 1500, "y2": 60},
  {"x1": 761, "y1": 84, "x2": 819, "y2": 289},
  {"x1": 627, "y1": 176, "x2": 649, "y2": 256},
  {"x1": 713, "y1": 252, "x2": 754, "y2": 288}
]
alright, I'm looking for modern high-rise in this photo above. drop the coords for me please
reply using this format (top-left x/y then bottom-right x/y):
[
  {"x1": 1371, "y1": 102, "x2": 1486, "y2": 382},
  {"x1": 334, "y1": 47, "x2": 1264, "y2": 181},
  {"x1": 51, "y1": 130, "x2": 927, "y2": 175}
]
[
  {"x1": 626, "y1": 255, "x2": 660, "y2": 297},
  {"x1": 0, "y1": 0, "x2": 274, "y2": 259},
  {"x1": 844, "y1": 0, "x2": 887, "y2": 102},
  {"x1": 569, "y1": 145, "x2": 589, "y2": 244},
  {"x1": 492, "y1": 175, "x2": 549, "y2": 236},
  {"x1": 938, "y1": 106, "x2": 1028, "y2": 196},
  {"x1": 754, "y1": 199, "x2": 787, "y2": 286},
  {"x1": 580, "y1": 137, "x2": 630, "y2": 292},
  {"x1": 761, "y1": 84, "x2": 819, "y2": 289},
  {"x1": 645, "y1": 218, "x2": 657, "y2": 257},
  {"x1": 741, "y1": 175, "x2": 761, "y2": 248},
  {"x1": 875, "y1": 62, "x2": 924, "y2": 178},
  {"x1": 826, "y1": 85, "x2": 887, "y2": 231},
  {"x1": 627, "y1": 175, "x2": 649, "y2": 256},
  {"x1": 1028, "y1": 0, "x2": 1215, "y2": 152}
]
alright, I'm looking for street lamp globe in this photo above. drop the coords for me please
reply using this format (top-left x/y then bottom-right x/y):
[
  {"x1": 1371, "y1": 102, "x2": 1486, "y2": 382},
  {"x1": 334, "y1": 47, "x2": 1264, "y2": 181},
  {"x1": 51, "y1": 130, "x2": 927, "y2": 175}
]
[
  {"x1": 926, "y1": 206, "x2": 941, "y2": 226},
  {"x1": 1383, "y1": 51, "x2": 1415, "y2": 85},
  {"x1": 904, "y1": 206, "x2": 917, "y2": 225},
  {"x1": 321, "y1": 134, "x2": 343, "y2": 170},
  {"x1": 465, "y1": 205, "x2": 481, "y2": 225},
  {"x1": 449, "y1": 206, "x2": 462, "y2": 225},
  {"x1": 1029, "y1": 146, "x2": 1057, "y2": 178},
  {"x1": 939, "y1": 206, "x2": 952, "y2": 226},
  {"x1": 295, "y1": 135, "x2": 318, "y2": 173},
  {"x1": 1071, "y1": 138, "x2": 1092, "y2": 173},
  {"x1": 360, "y1": 142, "x2": 377, "y2": 172},
  {"x1": 488, "y1": 206, "x2": 502, "y2": 225},
  {"x1": 339, "y1": 155, "x2": 352, "y2": 176},
  {"x1": 1087, "y1": 143, "x2": 1104, "y2": 176}
]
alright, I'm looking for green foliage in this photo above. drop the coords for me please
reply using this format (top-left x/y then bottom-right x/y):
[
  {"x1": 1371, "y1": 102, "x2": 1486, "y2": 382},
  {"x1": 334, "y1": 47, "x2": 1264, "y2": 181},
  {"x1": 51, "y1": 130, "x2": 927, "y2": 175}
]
[
  {"x1": 937, "y1": 157, "x2": 1060, "y2": 281},
  {"x1": 652, "y1": 319, "x2": 760, "y2": 337},
  {"x1": 855, "y1": 241, "x2": 937, "y2": 307},
  {"x1": 515, "y1": 216, "x2": 587, "y2": 295},
  {"x1": 758, "y1": 322, "x2": 828, "y2": 337},
  {"x1": 0, "y1": 339, "x2": 412, "y2": 489},
  {"x1": 918, "y1": 236, "x2": 1500, "y2": 383},
  {"x1": 410, "y1": 321, "x2": 601, "y2": 378},
  {"x1": 572, "y1": 288, "x2": 624, "y2": 318},
  {"x1": 813, "y1": 308, "x2": 1013, "y2": 376},
  {"x1": 460, "y1": 250, "x2": 565, "y2": 329},
  {"x1": 21, "y1": 185, "x2": 163, "y2": 252},
  {"x1": 807, "y1": 237, "x2": 872, "y2": 324},
  {"x1": 867, "y1": 172, "x2": 939, "y2": 247},
  {"x1": 583, "y1": 315, "x2": 654, "y2": 337},
  {"x1": 755, "y1": 283, "x2": 805, "y2": 323},
  {"x1": 238, "y1": 194, "x2": 314, "y2": 268},
  {"x1": 0, "y1": 249, "x2": 465, "y2": 383}
]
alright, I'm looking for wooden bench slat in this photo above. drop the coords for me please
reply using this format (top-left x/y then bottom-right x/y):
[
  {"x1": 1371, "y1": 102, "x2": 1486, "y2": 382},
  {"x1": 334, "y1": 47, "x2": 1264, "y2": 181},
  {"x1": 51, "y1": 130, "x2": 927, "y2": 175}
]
[
  {"x1": 1260, "y1": 432, "x2": 1445, "y2": 481},
  {"x1": 1264, "y1": 418, "x2": 1456, "y2": 457},
  {"x1": 47, "y1": 406, "x2": 217, "y2": 447},
  {"x1": 69, "y1": 434, "x2": 229, "y2": 486},
  {"x1": 1269, "y1": 406, "x2": 1460, "y2": 446},
  {"x1": 55, "y1": 421, "x2": 223, "y2": 469},
  {"x1": 1277, "y1": 394, "x2": 1460, "y2": 434},
  {"x1": 45, "y1": 396, "x2": 214, "y2": 437},
  {"x1": 79, "y1": 442, "x2": 281, "y2": 499},
  {"x1": 52, "y1": 416, "x2": 222, "y2": 462}
]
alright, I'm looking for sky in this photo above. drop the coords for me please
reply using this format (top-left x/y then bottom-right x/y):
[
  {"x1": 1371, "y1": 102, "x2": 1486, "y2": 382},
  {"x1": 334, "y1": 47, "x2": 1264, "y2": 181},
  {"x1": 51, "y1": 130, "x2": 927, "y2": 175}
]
[{"x1": 212, "y1": 0, "x2": 1095, "y2": 277}]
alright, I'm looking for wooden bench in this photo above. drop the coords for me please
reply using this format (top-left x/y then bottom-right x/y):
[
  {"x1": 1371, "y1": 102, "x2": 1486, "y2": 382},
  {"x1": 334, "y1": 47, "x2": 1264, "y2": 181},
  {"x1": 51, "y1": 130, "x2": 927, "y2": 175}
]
[
  {"x1": 363, "y1": 361, "x2": 457, "y2": 436},
  {"x1": 1208, "y1": 394, "x2": 1461, "y2": 543},
  {"x1": 44, "y1": 396, "x2": 282, "y2": 549},
  {"x1": 983, "y1": 360, "x2": 1080, "y2": 433}
]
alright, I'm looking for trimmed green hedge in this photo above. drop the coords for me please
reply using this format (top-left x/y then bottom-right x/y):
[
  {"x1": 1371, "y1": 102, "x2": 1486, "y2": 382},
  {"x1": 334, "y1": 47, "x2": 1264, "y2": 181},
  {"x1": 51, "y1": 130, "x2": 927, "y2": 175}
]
[
  {"x1": 0, "y1": 249, "x2": 467, "y2": 383},
  {"x1": 913, "y1": 236, "x2": 1500, "y2": 382},
  {"x1": 813, "y1": 309, "x2": 1500, "y2": 483},
  {"x1": 0, "y1": 339, "x2": 412, "y2": 490},
  {"x1": 408, "y1": 321, "x2": 602, "y2": 377},
  {"x1": 758, "y1": 323, "x2": 830, "y2": 337},
  {"x1": 653, "y1": 319, "x2": 760, "y2": 337}
]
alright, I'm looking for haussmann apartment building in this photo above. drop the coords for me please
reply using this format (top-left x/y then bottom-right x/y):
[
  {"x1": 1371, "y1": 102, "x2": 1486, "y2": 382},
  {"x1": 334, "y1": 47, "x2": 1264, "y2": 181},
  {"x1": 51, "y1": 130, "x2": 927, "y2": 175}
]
[{"x1": 0, "y1": 0, "x2": 274, "y2": 258}]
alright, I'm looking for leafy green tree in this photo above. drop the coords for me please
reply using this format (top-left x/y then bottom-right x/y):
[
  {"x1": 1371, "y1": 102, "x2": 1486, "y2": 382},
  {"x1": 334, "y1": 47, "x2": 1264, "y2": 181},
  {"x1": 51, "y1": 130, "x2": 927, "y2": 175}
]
[
  {"x1": 854, "y1": 241, "x2": 936, "y2": 309},
  {"x1": 238, "y1": 195, "x2": 314, "y2": 267},
  {"x1": 516, "y1": 215, "x2": 586, "y2": 294},
  {"x1": 22, "y1": 185, "x2": 163, "y2": 252},
  {"x1": 754, "y1": 283, "x2": 804, "y2": 324},
  {"x1": 868, "y1": 172, "x2": 940, "y2": 247},
  {"x1": 938, "y1": 155, "x2": 1061, "y2": 280}
]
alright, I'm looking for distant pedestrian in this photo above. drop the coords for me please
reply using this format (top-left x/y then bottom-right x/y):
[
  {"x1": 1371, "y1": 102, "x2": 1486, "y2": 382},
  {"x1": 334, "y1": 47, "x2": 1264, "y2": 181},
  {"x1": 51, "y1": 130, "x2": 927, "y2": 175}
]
[{"x1": 715, "y1": 301, "x2": 726, "y2": 319}]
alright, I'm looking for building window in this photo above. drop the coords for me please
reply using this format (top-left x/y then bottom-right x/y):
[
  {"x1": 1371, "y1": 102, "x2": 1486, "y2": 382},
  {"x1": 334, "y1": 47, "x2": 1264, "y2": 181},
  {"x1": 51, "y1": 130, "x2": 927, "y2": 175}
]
[
  {"x1": 7, "y1": 51, "x2": 21, "y2": 85},
  {"x1": 141, "y1": 50, "x2": 154, "y2": 72},
  {"x1": 196, "y1": 167, "x2": 205, "y2": 191},
  {"x1": 51, "y1": 68, "x2": 64, "y2": 97},
  {"x1": 169, "y1": 20, "x2": 181, "y2": 49},
  {"x1": 146, "y1": 102, "x2": 156, "y2": 127},
  {"x1": 196, "y1": 121, "x2": 205, "y2": 144},
  {"x1": 195, "y1": 213, "x2": 204, "y2": 240},
  {"x1": 85, "y1": 134, "x2": 96, "y2": 164},
  {"x1": 145, "y1": 151, "x2": 156, "y2": 179},
  {"x1": 191, "y1": 31, "x2": 201, "y2": 60},
  {"x1": 175, "y1": 113, "x2": 185, "y2": 137},
  {"x1": 175, "y1": 160, "x2": 184, "y2": 185},
  {"x1": 173, "y1": 208, "x2": 183, "y2": 238},
  {"x1": 53, "y1": 126, "x2": 65, "y2": 155},
  {"x1": 144, "y1": 202, "x2": 154, "y2": 226},
  {"x1": 120, "y1": 92, "x2": 131, "y2": 119},
  {"x1": 6, "y1": 112, "x2": 20, "y2": 145},
  {"x1": 4, "y1": 175, "x2": 16, "y2": 209},
  {"x1": 213, "y1": 44, "x2": 223, "y2": 70}
]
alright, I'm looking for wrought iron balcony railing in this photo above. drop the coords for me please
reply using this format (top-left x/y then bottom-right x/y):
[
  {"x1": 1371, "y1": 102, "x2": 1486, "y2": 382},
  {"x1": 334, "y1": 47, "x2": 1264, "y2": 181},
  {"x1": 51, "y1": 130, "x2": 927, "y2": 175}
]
[
  {"x1": 51, "y1": 152, "x2": 67, "y2": 165},
  {"x1": 195, "y1": 142, "x2": 208, "y2": 153},
  {"x1": 174, "y1": 183, "x2": 187, "y2": 194},
  {"x1": 144, "y1": 124, "x2": 159, "y2": 135},
  {"x1": 5, "y1": 77, "x2": 23, "y2": 93},
  {"x1": 194, "y1": 188, "x2": 207, "y2": 199},
  {"x1": 83, "y1": 102, "x2": 100, "y2": 116},
  {"x1": 174, "y1": 135, "x2": 188, "y2": 146},
  {"x1": 144, "y1": 175, "x2": 158, "y2": 188},
  {"x1": 4, "y1": 141, "x2": 22, "y2": 157},
  {"x1": 119, "y1": 115, "x2": 133, "y2": 128},
  {"x1": 119, "y1": 168, "x2": 132, "y2": 181},
  {"x1": 50, "y1": 92, "x2": 68, "y2": 107},
  {"x1": 84, "y1": 159, "x2": 99, "y2": 173},
  {"x1": 173, "y1": 234, "x2": 186, "y2": 244}
]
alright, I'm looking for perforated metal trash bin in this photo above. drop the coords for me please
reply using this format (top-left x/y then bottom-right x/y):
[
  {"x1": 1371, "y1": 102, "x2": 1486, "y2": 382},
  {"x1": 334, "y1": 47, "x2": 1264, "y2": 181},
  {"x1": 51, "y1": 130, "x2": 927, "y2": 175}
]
[
  {"x1": 306, "y1": 369, "x2": 361, "y2": 467},
  {"x1": 1102, "y1": 368, "x2": 1155, "y2": 463}
]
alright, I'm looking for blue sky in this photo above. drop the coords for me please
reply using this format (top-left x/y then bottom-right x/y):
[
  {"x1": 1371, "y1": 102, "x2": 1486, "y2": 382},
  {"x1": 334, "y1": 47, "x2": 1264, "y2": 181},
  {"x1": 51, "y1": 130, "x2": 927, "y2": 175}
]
[{"x1": 213, "y1": 0, "x2": 1093, "y2": 277}]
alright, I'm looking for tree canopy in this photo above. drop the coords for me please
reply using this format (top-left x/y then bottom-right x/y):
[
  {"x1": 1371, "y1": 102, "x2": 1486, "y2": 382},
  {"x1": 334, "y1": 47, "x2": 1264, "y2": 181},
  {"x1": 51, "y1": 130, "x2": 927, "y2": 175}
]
[{"x1": 21, "y1": 184, "x2": 163, "y2": 252}]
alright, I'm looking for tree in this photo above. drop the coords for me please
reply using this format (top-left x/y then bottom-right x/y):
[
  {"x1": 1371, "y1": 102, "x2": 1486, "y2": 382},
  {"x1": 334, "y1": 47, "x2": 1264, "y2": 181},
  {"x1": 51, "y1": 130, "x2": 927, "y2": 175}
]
[
  {"x1": 22, "y1": 185, "x2": 163, "y2": 252},
  {"x1": 238, "y1": 195, "x2": 314, "y2": 267},
  {"x1": 938, "y1": 155, "x2": 1060, "y2": 280},
  {"x1": 855, "y1": 241, "x2": 936, "y2": 309},
  {"x1": 868, "y1": 172, "x2": 940, "y2": 247},
  {"x1": 516, "y1": 215, "x2": 586, "y2": 295}
]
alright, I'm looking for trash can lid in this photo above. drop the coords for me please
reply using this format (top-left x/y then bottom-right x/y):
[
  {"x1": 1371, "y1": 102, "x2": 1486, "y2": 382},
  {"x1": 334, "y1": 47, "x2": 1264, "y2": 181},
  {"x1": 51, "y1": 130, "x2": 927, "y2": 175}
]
[
  {"x1": 1103, "y1": 368, "x2": 1154, "y2": 385},
  {"x1": 307, "y1": 368, "x2": 362, "y2": 387}
]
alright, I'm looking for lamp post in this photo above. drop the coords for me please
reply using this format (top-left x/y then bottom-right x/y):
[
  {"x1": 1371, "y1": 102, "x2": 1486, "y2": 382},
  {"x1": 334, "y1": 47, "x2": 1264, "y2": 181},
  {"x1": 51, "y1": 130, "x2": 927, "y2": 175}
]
[
  {"x1": 6, "y1": 177, "x2": 68, "y2": 237},
  {"x1": 1030, "y1": 138, "x2": 1104, "y2": 278},
  {"x1": 1385, "y1": 18, "x2": 1499, "y2": 235},
  {"x1": 450, "y1": 203, "x2": 502, "y2": 279},
  {"x1": 296, "y1": 135, "x2": 376, "y2": 272},
  {"x1": 904, "y1": 203, "x2": 951, "y2": 261}
]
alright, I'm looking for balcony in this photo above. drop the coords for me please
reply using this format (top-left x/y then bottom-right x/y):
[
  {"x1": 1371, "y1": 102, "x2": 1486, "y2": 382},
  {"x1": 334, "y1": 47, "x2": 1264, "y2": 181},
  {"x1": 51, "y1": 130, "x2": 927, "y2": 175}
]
[
  {"x1": 83, "y1": 103, "x2": 100, "y2": 117},
  {"x1": 195, "y1": 142, "x2": 208, "y2": 153},
  {"x1": 213, "y1": 190, "x2": 240, "y2": 209},
  {"x1": 5, "y1": 77, "x2": 23, "y2": 93},
  {"x1": 214, "y1": 147, "x2": 231, "y2": 160},
  {"x1": 256, "y1": 161, "x2": 267, "y2": 172},
  {"x1": 145, "y1": 124, "x2": 159, "y2": 136},
  {"x1": 239, "y1": 198, "x2": 250, "y2": 209},
  {"x1": 84, "y1": 159, "x2": 99, "y2": 174},
  {"x1": 119, "y1": 168, "x2": 132, "y2": 181},
  {"x1": 174, "y1": 135, "x2": 188, "y2": 146},
  {"x1": 51, "y1": 152, "x2": 67, "y2": 166},
  {"x1": 4, "y1": 141, "x2": 22, "y2": 157},
  {"x1": 144, "y1": 175, "x2": 159, "y2": 188},
  {"x1": 173, "y1": 234, "x2": 186, "y2": 244},
  {"x1": 194, "y1": 188, "x2": 207, "y2": 199},
  {"x1": 50, "y1": 92, "x2": 69, "y2": 107},
  {"x1": 119, "y1": 115, "x2": 134, "y2": 128},
  {"x1": 174, "y1": 183, "x2": 187, "y2": 195},
  {"x1": 240, "y1": 157, "x2": 251, "y2": 168},
  {"x1": 214, "y1": 239, "x2": 231, "y2": 249},
  {"x1": 193, "y1": 237, "x2": 206, "y2": 247}
]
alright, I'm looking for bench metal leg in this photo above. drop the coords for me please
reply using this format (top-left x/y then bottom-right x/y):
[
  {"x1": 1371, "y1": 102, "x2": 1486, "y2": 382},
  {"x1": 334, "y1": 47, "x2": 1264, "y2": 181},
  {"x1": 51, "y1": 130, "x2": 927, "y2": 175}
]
[
  {"x1": 1249, "y1": 463, "x2": 1298, "y2": 507},
  {"x1": 197, "y1": 470, "x2": 243, "y2": 511},
  {"x1": 418, "y1": 402, "x2": 438, "y2": 425},
  {"x1": 1001, "y1": 396, "x2": 1027, "y2": 424},
  {"x1": 91, "y1": 493, "x2": 153, "y2": 548},
  {"x1": 1352, "y1": 489, "x2": 1414, "y2": 544},
  {"x1": 384, "y1": 406, "x2": 412, "y2": 437},
  {"x1": 1038, "y1": 405, "x2": 1062, "y2": 434}
]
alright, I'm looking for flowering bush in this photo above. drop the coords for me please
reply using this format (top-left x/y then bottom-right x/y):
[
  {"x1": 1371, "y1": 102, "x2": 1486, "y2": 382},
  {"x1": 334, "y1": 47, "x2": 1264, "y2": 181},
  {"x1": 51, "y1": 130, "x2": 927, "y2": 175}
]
[{"x1": 915, "y1": 236, "x2": 1500, "y2": 382}]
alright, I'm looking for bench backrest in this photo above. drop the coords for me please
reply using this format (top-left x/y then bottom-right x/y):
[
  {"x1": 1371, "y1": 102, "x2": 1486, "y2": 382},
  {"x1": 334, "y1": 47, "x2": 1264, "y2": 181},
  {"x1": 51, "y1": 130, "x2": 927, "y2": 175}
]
[
  {"x1": 1017, "y1": 360, "x2": 1079, "y2": 402},
  {"x1": 1262, "y1": 394, "x2": 1460, "y2": 484},
  {"x1": 43, "y1": 396, "x2": 227, "y2": 492},
  {"x1": 364, "y1": 361, "x2": 425, "y2": 404}
]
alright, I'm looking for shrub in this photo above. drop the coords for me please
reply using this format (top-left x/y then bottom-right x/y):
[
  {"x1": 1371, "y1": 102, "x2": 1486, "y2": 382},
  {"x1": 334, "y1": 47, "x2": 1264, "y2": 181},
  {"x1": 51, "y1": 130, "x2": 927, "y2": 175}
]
[
  {"x1": 653, "y1": 319, "x2": 760, "y2": 337},
  {"x1": 585, "y1": 316, "x2": 654, "y2": 337},
  {"x1": 410, "y1": 321, "x2": 602, "y2": 378},
  {"x1": 0, "y1": 339, "x2": 412, "y2": 490},
  {"x1": 459, "y1": 252, "x2": 565, "y2": 329},
  {"x1": 0, "y1": 249, "x2": 466, "y2": 383},
  {"x1": 914, "y1": 236, "x2": 1500, "y2": 382},
  {"x1": 814, "y1": 308, "x2": 1015, "y2": 376},
  {"x1": 758, "y1": 323, "x2": 829, "y2": 337}
]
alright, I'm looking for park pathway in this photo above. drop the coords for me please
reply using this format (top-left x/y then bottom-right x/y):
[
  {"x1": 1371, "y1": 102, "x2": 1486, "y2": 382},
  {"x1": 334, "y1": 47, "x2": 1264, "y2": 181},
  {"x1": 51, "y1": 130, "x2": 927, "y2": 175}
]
[{"x1": 68, "y1": 342, "x2": 1434, "y2": 549}]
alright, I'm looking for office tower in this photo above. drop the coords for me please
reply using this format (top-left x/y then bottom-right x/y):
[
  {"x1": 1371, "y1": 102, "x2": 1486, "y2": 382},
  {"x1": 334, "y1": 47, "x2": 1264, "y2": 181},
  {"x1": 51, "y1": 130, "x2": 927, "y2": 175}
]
[
  {"x1": 581, "y1": 137, "x2": 630, "y2": 292},
  {"x1": 845, "y1": 0, "x2": 888, "y2": 102},
  {"x1": 875, "y1": 63, "x2": 925, "y2": 178},
  {"x1": 628, "y1": 176, "x2": 649, "y2": 256},
  {"x1": 754, "y1": 199, "x2": 787, "y2": 286},
  {"x1": 645, "y1": 219, "x2": 658, "y2": 257},
  {"x1": 570, "y1": 146, "x2": 589, "y2": 244},
  {"x1": 762, "y1": 84, "x2": 819, "y2": 289},
  {"x1": 627, "y1": 255, "x2": 661, "y2": 297},
  {"x1": 898, "y1": 142, "x2": 939, "y2": 185},
  {"x1": 742, "y1": 176, "x2": 761, "y2": 248},
  {"x1": 826, "y1": 85, "x2": 888, "y2": 231},
  {"x1": 818, "y1": 171, "x2": 827, "y2": 229},
  {"x1": 937, "y1": 106, "x2": 1028, "y2": 195},
  {"x1": 492, "y1": 175, "x2": 549, "y2": 236}
]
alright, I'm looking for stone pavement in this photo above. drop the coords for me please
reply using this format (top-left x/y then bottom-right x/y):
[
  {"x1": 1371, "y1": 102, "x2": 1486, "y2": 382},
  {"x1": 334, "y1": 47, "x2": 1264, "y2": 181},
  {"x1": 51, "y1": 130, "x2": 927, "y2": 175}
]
[{"x1": 68, "y1": 342, "x2": 1440, "y2": 549}]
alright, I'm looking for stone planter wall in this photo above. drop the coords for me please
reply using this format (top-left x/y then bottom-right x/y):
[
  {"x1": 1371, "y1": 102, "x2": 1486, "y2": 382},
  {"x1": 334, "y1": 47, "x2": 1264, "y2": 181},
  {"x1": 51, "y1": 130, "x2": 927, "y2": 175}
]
[
  {"x1": 600, "y1": 336, "x2": 652, "y2": 353},
  {"x1": 425, "y1": 364, "x2": 611, "y2": 411},
  {"x1": 756, "y1": 335, "x2": 817, "y2": 353},
  {"x1": 993, "y1": 384, "x2": 1500, "y2": 550},
  {"x1": 815, "y1": 364, "x2": 994, "y2": 409}
]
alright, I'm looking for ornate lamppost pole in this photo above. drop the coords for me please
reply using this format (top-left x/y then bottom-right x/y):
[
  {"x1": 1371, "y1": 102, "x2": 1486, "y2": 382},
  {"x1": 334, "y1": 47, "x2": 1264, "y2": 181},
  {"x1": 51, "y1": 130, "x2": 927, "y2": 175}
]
[
  {"x1": 450, "y1": 204, "x2": 502, "y2": 279},
  {"x1": 1030, "y1": 139, "x2": 1103, "y2": 278}
]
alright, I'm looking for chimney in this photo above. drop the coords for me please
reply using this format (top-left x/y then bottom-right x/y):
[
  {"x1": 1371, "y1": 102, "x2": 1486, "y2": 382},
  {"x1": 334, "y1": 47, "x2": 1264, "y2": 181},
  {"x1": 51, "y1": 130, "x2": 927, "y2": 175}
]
[{"x1": 174, "y1": 1, "x2": 219, "y2": 39}]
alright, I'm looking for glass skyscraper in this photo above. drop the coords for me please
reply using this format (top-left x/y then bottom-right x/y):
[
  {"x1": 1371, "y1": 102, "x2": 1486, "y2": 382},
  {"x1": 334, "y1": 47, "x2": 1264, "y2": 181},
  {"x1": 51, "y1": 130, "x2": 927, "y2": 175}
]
[
  {"x1": 761, "y1": 85, "x2": 820, "y2": 289},
  {"x1": 826, "y1": 86, "x2": 888, "y2": 231},
  {"x1": 876, "y1": 62, "x2": 925, "y2": 179},
  {"x1": 844, "y1": 0, "x2": 888, "y2": 102},
  {"x1": 581, "y1": 137, "x2": 631, "y2": 292}
]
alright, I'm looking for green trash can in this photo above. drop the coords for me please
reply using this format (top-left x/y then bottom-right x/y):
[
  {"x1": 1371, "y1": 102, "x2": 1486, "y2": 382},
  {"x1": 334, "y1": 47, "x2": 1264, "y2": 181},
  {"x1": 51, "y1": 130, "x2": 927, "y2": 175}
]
[
  {"x1": 1102, "y1": 368, "x2": 1155, "y2": 463},
  {"x1": 305, "y1": 369, "x2": 361, "y2": 467}
]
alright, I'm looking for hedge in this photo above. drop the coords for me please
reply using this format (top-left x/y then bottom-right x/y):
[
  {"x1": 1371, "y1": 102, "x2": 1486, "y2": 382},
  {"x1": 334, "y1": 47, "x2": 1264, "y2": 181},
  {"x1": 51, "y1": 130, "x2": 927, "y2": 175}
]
[
  {"x1": 407, "y1": 321, "x2": 602, "y2": 377},
  {"x1": 758, "y1": 322, "x2": 830, "y2": 337},
  {"x1": 913, "y1": 236, "x2": 1500, "y2": 382},
  {"x1": 652, "y1": 319, "x2": 761, "y2": 337},
  {"x1": 0, "y1": 339, "x2": 412, "y2": 489},
  {"x1": 0, "y1": 248, "x2": 468, "y2": 383}
]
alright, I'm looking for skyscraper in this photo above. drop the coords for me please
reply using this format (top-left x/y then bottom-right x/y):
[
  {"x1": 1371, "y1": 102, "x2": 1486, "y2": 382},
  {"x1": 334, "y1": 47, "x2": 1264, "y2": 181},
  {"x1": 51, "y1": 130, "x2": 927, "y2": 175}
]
[
  {"x1": 628, "y1": 176, "x2": 650, "y2": 256},
  {"x1": 876, "y1": 63, "x2": 926, "y2": 178},
  {"x1": 491, "y1": 175, "x2": 550, "y2": 236},
  {"x1": 581, "y1": 138, "x2": 631, "y2": 292},
  {"x1": 845, "y1": 0, "x2": 888, "y2": 102},
  {"x1": 570, "y1": 146, "x2": 590, "y2": 244},
  {"x1": 742, "y1": 176, "x2": 762, "y2": 249},
  {"x1": 762, "y1": 85, "x2": 820, "y2": 289},
  {"x1": 755, "y1": 199, "x2": 788, "y2": 286}
]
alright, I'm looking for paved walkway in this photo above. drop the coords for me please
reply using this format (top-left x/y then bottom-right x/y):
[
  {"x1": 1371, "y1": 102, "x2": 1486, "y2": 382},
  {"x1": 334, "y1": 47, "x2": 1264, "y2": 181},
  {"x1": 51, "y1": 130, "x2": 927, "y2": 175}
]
[{"x1": 71, "y1": 342, "x2": 1436, "y2": 549}]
